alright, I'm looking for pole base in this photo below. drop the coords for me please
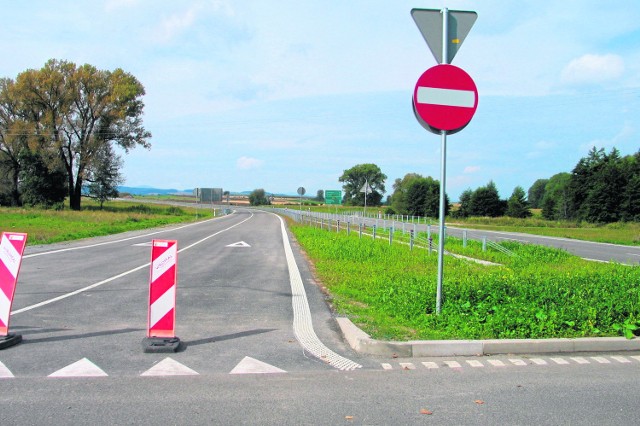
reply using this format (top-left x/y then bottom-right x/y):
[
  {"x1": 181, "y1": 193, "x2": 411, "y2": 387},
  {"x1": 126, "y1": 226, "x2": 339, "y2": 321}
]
[
  {"x1": 0, "y1": 333, "x2": 22, "y2": 350},
  {"x1": 142, "y1": 337, "x2": 182, "y2": 353}
]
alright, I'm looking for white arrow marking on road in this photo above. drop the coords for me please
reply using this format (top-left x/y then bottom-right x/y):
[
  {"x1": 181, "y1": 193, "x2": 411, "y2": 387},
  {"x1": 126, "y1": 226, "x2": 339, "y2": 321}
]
[
  {"x1": 140, "y1": 357, "x2": 199, "y2": 376},
  {"x1": 229, "y1": 356, "x2": 286, "y2": 374},
  {"x1": 226, "y1": 241, "x2": 251, "y2": 248},
  {"x1": 48, "y1": 358, "x2": 108, "y2": 377},
  {"x1": 416, "y1": 86, "x2": 475, "y2": 108},
  {"x1": 0, "y1": 361, "x2": 14, "y2": 378}
]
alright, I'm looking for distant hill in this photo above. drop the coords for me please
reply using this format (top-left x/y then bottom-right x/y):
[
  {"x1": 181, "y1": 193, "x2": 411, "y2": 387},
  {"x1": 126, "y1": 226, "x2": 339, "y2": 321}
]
[{"x1": 118, "y1": 186, "x2": 299, "y2": 197}]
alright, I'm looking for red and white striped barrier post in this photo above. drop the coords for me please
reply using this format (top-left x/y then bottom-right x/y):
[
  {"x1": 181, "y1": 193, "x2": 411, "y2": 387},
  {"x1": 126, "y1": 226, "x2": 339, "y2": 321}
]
[
  {"x1": 0, "y1": 232, "x2": 28, "y2": 350},
  {"x1": 142, "y1": 239, "x2": 181, "y2": 353}
]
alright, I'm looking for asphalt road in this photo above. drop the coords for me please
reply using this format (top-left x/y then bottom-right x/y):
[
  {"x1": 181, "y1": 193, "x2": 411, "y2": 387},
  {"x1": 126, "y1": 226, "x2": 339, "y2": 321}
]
[{"x1": 2, "y1": 209, "x2": 640, "y2": 424}]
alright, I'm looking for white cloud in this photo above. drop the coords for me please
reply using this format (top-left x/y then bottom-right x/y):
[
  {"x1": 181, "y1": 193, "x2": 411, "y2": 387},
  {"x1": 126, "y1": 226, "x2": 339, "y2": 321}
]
[
  {"x1": 463, "y1": 166, "x2": 481, "y2": 174},
  {"x1": 561, "y1": 54, "x2": 625, "y2": 85},
  {"x1": 237, "y1": 156, "x2": 264, "y2": 170}
]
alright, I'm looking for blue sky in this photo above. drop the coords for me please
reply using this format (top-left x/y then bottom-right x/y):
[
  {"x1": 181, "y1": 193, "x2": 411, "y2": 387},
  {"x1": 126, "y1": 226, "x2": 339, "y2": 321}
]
[{"x1": 1, "y1": 1, "x2": 639, "y2": 200}]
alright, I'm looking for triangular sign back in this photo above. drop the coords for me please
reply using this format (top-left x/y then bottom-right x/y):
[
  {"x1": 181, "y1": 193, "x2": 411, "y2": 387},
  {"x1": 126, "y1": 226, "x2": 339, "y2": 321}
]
[{"x1": 411, "y1": 8, "x2": 477, "y2": 64}]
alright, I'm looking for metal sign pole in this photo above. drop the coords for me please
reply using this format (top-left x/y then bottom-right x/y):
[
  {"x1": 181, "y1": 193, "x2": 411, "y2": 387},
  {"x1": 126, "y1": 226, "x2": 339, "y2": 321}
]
[{"x1": 435, "y1": 8, "x2": 449, "y2": 315}]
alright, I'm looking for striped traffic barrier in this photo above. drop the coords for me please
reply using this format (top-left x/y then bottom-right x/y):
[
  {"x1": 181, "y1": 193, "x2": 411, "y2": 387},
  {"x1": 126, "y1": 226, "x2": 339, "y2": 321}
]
[
  {"x1": 142, "y1": 239, "x2": 181, "y2": 353},
  {"x1": 0, "y1": 232, "x2": 28, "y2": 350}
]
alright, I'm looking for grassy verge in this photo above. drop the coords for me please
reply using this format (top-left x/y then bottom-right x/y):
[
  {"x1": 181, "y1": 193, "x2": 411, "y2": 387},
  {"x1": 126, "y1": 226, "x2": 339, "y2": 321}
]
[
  {"x1": 290, "y1": 221, "x2": 640, "y2": 341},
  {"x1": 0, "y1": 199, "x2": 211, "y2": 245}
]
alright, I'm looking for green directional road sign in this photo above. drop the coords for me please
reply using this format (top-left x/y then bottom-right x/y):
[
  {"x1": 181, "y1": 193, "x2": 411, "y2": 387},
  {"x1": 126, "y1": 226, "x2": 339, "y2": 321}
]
[{"x1": 324, "y1": 190, "x2": 342, "y2": 205}]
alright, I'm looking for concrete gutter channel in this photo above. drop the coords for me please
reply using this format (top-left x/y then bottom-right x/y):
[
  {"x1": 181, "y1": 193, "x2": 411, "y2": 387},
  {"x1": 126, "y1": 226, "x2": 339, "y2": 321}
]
[{"x1": 336, "y1": 317, "x2": 640, "y2": 357}]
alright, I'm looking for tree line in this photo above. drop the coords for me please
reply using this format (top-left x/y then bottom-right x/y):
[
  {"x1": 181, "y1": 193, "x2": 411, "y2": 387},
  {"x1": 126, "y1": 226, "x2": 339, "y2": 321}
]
[
  {"x1": 528, "y1": 147, "x2": 639, "y2": 223},
  {"x1": 0, "y1": 59, "x2": 150, "y2": 210},
  {"x1": 335, "y1": 146, "x2": 639, "y2": 224}
]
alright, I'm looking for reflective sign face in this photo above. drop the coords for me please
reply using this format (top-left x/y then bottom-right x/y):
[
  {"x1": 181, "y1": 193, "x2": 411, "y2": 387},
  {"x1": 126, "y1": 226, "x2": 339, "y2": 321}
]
[{"x1": 413, "y1": 64, "x2": 478, "y2": 133}]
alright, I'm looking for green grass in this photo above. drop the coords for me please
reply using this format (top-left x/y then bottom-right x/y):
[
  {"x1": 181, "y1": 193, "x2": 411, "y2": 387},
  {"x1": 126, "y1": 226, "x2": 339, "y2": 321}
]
[
  {"x1": 290, "y1": 222, "x2": 640, "y2": 341},
  {"x1": 0, "y1": 199, "x2": 212, "y2": 245},
  {"x1": 274, "y1": 204, "x2": 640, "y2": 246}
]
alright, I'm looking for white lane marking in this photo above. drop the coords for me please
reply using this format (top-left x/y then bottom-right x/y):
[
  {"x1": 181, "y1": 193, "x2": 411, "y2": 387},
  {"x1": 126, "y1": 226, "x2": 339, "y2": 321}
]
[
  {"x1": 631, "y1": 356, "x2": 640, "y2": 363},
  {"x1": 381, "y1": 363, "x2": 393, "y2": 370},
  {"x1": 444, "y1": 361, "x2": 462, "y2": 368},
  {"x1": 510, "y1": 359, "x2": 527, "y2": 366},
  {"x1": 466, "y1": 360, "x2": 484, "y2": 368},
  {"x1": 571, "y1": 357, "x2": 590, "y2": 364},
  {"x1": 0, "y1": 361, "x2": 14, "y2": 378},
  {"x1": 12, "y1": 214, "x2": 253, "y2": 316},
  {"x1": 141, "y1": 357, "x2": 199, "y2": 376},
  {"x1": 422, "y1": 362, "x2": 439, "y2": 369},
  {"x1": 226, "y1": 241, "x2": 251, "y2": 248},
  {"x1": 551, "y1": 357, "x2": 569, "y2": 365},
  {"x1": 229, "y1": 356, "x2": 286, "y2": 375},
  {"x1": 611, "y1": 356, "x2": 631, "y2": 364},
  {"x1": 23, "y1": 215, "x2": 233, "y2": 259},
  {"x1": 488, "y1": 359, "x2": 506, "y2": 367},
  {"x1": 273, "y1": 212, "x2": 362, "y2": 371},
  {"x1": 416, "y1": 86, "x2": 476, "y2": 108},
  {"x1": 530, "y1": 358, "x2": 548, "y2": 365},
  {"x1": 591, "y1": 357, "x2": 611, "y2": 364},
  {"x1": 48, "y1": 358, "x2": 108, "y2": 378}
]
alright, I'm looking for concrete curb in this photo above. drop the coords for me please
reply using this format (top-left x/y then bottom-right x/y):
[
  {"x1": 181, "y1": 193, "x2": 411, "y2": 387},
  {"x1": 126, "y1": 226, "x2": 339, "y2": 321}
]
[{"x1": 336, "y1": 317, "x2": 640, "y2": 357}]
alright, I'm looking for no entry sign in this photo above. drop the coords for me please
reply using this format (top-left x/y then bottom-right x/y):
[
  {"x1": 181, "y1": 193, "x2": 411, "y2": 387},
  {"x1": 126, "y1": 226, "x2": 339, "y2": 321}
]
[{"x1": 413, "y1": 64, "x2": 478, "y2": 134}]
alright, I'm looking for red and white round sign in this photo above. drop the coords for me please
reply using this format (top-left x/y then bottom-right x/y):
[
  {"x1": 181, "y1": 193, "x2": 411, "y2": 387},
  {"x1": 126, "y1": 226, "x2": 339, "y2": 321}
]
[{"x1": 413, "y1": 64, "x2": 478, "y2": 134}]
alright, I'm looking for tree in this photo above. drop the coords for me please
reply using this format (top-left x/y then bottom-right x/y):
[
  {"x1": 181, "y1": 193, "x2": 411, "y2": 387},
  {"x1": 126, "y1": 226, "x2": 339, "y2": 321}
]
[
  {"x1": 405, "y1": 176, "x2": 449, "y2": 218},
  {"x1": 315, "y1": 189, "x2": 324, "y2": 202},
  {"x1": 454, "y1": 188, "x2": 474, "y2": 218},
  {"x1": 567, "y1": 147, "x2": 625, "y2": 223},
  {"x1": 248, "y1": 188, "x2": 269, "y2": 206},
  {"x1": 389, "y1": 173, "x2": 422, "y2": 214},
  {"x1": 84, "y1": 143, "x2": 124, "y2": 209},
  {"x1": 338, "y1": 163, "x2": 386, "y2": 206},
  {"x1": 621, "y1": 151, "x2": 640, "y2": 221},
  {"x1": 0, "y1": 77, "x2": 31, "y2": 206},
  {"x1": 506, "y1": 186, "x2": 532, "y2": 218},
  {"x1": 527, "y1": 179, "x2": 549, "y2": 209},
  {"x1": 541, "y1": 173, "x2": 570, "y2": 220},
  {"x1": 18, "y1": 149, "x2": 67, "y2": 207},
  {"x1": 14, "y1": 59, "x2": 151, "y2": 210},
  {"x1": 470, "y1": 181, "x2": 505, "y2": 217}
]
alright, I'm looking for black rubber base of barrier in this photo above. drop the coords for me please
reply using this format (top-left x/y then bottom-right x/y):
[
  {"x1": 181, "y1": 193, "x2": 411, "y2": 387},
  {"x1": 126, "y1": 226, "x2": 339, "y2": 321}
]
[
  {"x1": 0, "y1": 333, "x2": 22, "y2": 350},
  {"x1": 142, "y1": 336, "x2": 182, "y2": 353}
]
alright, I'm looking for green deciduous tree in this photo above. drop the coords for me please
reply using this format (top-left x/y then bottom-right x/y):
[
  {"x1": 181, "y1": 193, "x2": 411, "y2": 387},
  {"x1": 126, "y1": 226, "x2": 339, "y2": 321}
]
[
  {"x1": 249, "y1": 188, "x2": 269, "y2": 206},
  {"x1": 84, "y1": 143, "x2": 124, "y2": 209},
  {"x1": 18, "y1": 149, "x2": 67, "y2": 207},
  {"x1": 14, "y1": 59, "x2": 151, "y2": 210},
  {"x1": 527, "y1": 179, "x2": 548, "y2": 209},
  {"x1": 339, "y1": 163, "x2": 386, "y2": 206},
  {"x1": 541, "y1": 173, "x2": 571, "y2": 220}
]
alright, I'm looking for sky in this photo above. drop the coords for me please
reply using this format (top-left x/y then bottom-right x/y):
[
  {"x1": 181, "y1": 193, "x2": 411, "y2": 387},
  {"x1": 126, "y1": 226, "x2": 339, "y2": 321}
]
[{"x1": 1, "y1": 1, "x2": 639, "y2": 200}]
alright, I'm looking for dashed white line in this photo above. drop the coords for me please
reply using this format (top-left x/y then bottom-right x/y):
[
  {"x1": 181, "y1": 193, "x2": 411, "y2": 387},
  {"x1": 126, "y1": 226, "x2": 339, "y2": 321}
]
[
  {"x1": 611, "y1": 356, "x2": 631, "y2": 363},
  {"x1": 422, "y1": 362, "x2": 439, "y2": 369},
  {"x1": 571, "y1": 357, "x2": 590, "y2": 365}
]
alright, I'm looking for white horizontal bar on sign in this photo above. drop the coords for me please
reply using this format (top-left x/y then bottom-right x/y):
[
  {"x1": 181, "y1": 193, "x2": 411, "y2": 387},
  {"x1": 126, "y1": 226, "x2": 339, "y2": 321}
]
[{"x1": 417, "y1": 86, "x2": 475, "y2": 108}]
